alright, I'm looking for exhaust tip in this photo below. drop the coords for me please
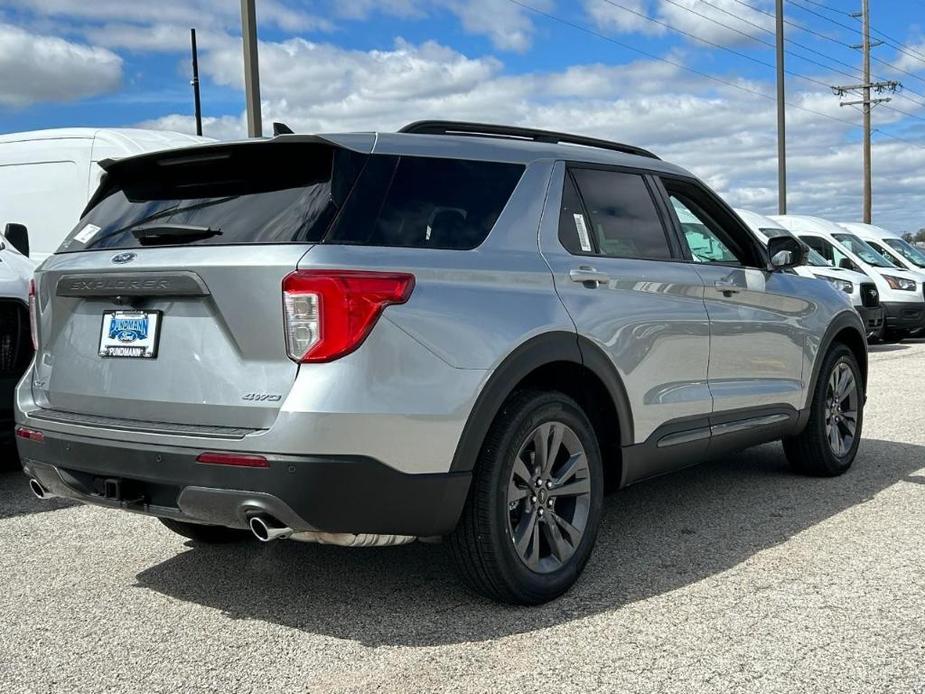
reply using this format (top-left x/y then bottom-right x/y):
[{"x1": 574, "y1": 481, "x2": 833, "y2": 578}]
[
  {"x1": 249, "y1": 515, "x2": 292, "y2": 542},
  {"x1": 29, "y1": 479, "x2": 46, "y2": 499}
]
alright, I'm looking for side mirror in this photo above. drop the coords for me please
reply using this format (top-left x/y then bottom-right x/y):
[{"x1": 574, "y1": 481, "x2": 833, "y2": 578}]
[
  {"x1": 3, "y1": 223, "x2": 29, "y2": 257},
  {"x1": 839, "y1": 258, "x2": 853, "y2": 270},
  {"x1": 767, "y1": 235, "x2": 806, "y2": 271}
]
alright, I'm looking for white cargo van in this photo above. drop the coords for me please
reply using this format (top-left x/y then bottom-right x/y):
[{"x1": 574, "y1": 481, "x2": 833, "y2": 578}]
[
  {"x1": 0, "y1": 128, "x2": 212, "y2": 263},
  {"x1": 773, "y1": 215, "x2": 925, "y2": 340},
  {"x1": 839, "y1": 222, "x2": 925, "y2": 274},
  {"x1": 0, "y1": 227, "x2": 35, "y2": 458},
  {"x1": 736, "y1": 209, "x2": 884, "y2": 338}
]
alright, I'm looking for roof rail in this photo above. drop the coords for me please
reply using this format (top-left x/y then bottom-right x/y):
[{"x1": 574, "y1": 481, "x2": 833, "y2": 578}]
[{"x1": 398, "y1": 120, "x2": 660, "y2": 160}]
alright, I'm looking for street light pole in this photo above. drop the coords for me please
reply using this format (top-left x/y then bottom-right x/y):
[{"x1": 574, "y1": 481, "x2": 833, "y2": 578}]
[
  {"x1": 190, "y1": 28, "x2": 203, "y2": 137},
  {"x1": 776, "y1": 0, "x2": 787, "y2": 215},
  {"x1": 240, "y1": 0, "x2": 262, "y2": 138}
]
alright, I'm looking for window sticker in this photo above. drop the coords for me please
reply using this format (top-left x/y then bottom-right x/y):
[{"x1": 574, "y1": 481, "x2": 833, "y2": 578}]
[
  {"x1": 573, "y1": 214, "x2": 592, "y2": 252},
  {"x1": 74, "y1": 223, "x2": 101, "y2": 244}
]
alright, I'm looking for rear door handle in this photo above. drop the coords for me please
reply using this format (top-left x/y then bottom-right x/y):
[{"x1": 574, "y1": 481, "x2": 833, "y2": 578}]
[
  {"x1": 714, "y1": 279, "x2": 740, "y2": 295},
  {"x1": 569, "y1": 266, "x2": 610, "y2": 286}
]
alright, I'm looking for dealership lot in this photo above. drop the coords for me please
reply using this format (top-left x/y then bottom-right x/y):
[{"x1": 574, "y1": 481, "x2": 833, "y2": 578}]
[{"x1": 2, "y1": 342, "x2": 923, "y2": 694}]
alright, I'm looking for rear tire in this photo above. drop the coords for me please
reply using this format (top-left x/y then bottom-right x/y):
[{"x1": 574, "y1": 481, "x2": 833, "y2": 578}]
[
  {"x1": 158, "y1": 518, "x2": 251, "y2": 543},
  {"x1": 448, "y1": 390, "x2": 604, "y2": 605},
  {"x1": 783, "y1": 343, "x2": 863, "y2": 477}
]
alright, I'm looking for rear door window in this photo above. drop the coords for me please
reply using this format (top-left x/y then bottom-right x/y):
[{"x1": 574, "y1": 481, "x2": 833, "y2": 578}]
[{"x1": 560, "y1": 168, "x2": 673, "y2": 260}]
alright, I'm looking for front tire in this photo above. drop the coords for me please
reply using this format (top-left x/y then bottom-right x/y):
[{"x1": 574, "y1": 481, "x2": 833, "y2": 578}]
[
  {"x1": 158, "y1": 518, "x2": 251, "y2": 543},
  {"x1": 448, "y1": 390, "x2": 604, "y2": 605},
  {"x1": 783, "y1": 343, "x2": 863, "y2": 477}
]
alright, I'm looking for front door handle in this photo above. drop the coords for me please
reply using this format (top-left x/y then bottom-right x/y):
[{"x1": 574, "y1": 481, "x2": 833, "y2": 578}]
[
  {"x1": 714, "y1": 279, "x2": 740, "y2": 296},
  {"x1": 570, "y1": 266, "x2": 610, "y2": 286}
]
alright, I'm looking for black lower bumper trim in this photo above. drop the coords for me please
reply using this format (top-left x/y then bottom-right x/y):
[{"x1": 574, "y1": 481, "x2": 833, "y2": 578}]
[
  {"x1": 882, "y1": 302, "x2": 925, "y2": 332},
  {"x1": 856, "y1": 305, "x2": 884, "y2": 335},
  {"x1": 17, "y1": 432, "x2": 471, "y2": 537}
]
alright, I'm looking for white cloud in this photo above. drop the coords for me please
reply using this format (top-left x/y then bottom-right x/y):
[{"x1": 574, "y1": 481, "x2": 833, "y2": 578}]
[
  {"x1": 4, "y1": 0, "x2": 331, "y2": 35},
  {"x1": 585, "y1": 0, "x2": 776, "y2": 47},
  {"x1": 7, "y1": 0, "x2": 546, "y2": 53},
  {"x1": 0, "y1": 23, "x2": 121, "y2": 107},
  {"x1": 441, "y1": 0, "x2": 553, "y2": 52},
  {"x1": 205, "y1": 38, "x2": 502, "y2": 106},
  {"x1": 326, "y1": 0, "x2": 552, "y2": 51},
  {"x1": 888, "y1": 38, "x2": 925, "y2": 76},
  {"x1": 657, "y1": 0, "x2": 774, "y2": 46},
  {"x1": 585, "y1": 0, "x2": 665, "y2": 36},
  {"x1": 137, "y1": 36, "x2": 925, "y2": 231}
]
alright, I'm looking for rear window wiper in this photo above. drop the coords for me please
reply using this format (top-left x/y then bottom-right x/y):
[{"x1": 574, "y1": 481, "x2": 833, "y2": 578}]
[
  {"x1": 131, "y1": 224, "x2": 222, "y2": 246},
  {"x1": 82, "y1": 195, "x2": 239, "y2": 249}
]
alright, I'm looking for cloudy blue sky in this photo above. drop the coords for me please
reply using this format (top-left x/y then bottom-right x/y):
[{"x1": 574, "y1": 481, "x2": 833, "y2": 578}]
[{"x1": 1, "y1": 0, "x2": 925, "y2": 229}]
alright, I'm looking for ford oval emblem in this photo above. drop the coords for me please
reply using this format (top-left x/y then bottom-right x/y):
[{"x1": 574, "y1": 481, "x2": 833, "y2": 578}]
[{"x1": 111, "y1": 252, "x2": 137, "y2": 265}]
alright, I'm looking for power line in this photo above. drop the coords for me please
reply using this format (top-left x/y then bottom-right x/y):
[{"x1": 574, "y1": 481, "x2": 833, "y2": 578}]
[
  {"x1": 786, "y1": 0, "x2": 925, "y2": 68},
  {"x1": 778, "y1": 0, "x2": 925, "y2": 86},
  {"x1": 868, "y1": 27, "x2": 925, "y2": 67},
  {"x1": 685, "y1": 0, "x2": 868, "y2": 81},
  {"x1": 729, "y1": 0, "x2": 853, "y2": 48},
  {"x1": 726, "y1": 0, "x2": 925, "y2": 89},
  {"x1": 505, "y1": 0, "x2": 925, "y2": 146},
  {"x1": 600, "y1": 0, "x2": 852, "y2": 89},
  {"x1": 794, "y1": 0, "x2": 848, "y2": 14},
  {"x1": 668, "y1": 0, "x2": 925, "y2": 110}
]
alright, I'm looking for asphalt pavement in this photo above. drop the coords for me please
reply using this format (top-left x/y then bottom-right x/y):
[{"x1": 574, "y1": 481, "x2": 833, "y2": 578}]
[{"x1": 2, "y1": 341, "x2": 923, "y2": 693}]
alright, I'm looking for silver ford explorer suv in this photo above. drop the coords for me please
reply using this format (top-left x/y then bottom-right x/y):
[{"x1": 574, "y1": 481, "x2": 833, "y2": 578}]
[{"x1": 16, "y1": 121, "x2": 868, "y2": 604}]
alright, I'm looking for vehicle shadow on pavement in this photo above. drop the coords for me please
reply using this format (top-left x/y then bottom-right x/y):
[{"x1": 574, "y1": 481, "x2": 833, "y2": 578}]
[
  {"x1": 135, "y1": 438, "x2": 924, "y2": 647},
  {"x1": 868, "y1": 344, "x2": 909, "y2": 353},
  {"x1": 0, "y1": 469, "x2": 79, "y2": 520}
]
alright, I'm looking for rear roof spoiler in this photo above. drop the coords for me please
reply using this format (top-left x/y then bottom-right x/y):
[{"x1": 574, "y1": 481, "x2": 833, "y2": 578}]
[{"x1": 87, "y1": 135, "x2": 357, "y2": 217}]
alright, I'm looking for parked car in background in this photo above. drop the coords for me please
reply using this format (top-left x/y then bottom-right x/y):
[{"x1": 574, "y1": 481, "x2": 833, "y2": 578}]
[
  {"x1": 0, "y1": 128, "x2": 212, "y2": 264},
  {"x1": 0, "y1": 225, "x2": 35, "y2": 464},
  {"x1": 839, "y1": 222, "x2": 925, "y2": 274},
  {"x1": 736, "y1": 210, "x2": 883, "y2": 339},
  {"x1": 773, "y1": 215, "x2": 925, "y2": 341},
  {"x1": 16, "y1": 122, "x2": 868, "y2": 604}
]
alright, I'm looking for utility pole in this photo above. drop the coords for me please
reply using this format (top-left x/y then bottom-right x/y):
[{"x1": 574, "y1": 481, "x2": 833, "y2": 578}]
[
  {"x1": 832, "y1": 0, "x2": 899, "y2": 223},
  {"x1": 775, "y1": 0, "x2": 787, "y2": 215},
  {"x1": 240, "y1": 0, "x2": 262, "y2": 138},
  {"x1": 190, "y1": 28, "x2": 203, "y2": 137}
]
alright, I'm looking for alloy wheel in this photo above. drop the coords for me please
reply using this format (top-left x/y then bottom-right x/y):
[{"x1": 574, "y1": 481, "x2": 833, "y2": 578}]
[
  {"x1": 506, "y1": 421, "x2": 592, "y2": 573},
  {"x1": 824, "y1": 361, "x2": 859, "y2": 457}
]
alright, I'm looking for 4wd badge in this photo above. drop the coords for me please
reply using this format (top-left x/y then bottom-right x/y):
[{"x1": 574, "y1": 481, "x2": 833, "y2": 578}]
[{"x1": 241, "y1": 393, "x2": 282, "y2": 402}]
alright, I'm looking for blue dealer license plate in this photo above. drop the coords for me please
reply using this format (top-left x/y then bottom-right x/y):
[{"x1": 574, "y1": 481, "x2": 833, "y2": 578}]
[{"x1": 98, "y1": 310, "x2": 162, "y2": 359}]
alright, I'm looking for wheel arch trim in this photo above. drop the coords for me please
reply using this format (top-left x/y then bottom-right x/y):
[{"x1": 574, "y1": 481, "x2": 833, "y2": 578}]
[
  {"x1": 449, "y1": 331, "x2": 633, "y2": 473},
  {"x1": 800, "y1": 310, "x2": 867, "y2": 428}
]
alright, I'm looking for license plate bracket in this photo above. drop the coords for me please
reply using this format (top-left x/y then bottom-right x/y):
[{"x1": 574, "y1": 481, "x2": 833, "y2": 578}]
[{"x1": 98, "y1": 309, "x2": 162, "y2": 359}]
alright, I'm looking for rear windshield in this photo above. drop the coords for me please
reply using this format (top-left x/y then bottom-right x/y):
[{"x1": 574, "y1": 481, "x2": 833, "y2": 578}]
[{"x1": 59, "y1": 143, "x2": 524, "y2": 253}]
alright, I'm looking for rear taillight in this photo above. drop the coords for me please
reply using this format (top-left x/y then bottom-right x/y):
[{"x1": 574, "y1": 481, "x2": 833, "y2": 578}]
[
  {"x1": 282, "y1": 270, "x2": 415, "y2": 363},
  {"x1": 196, "y1": 452, "x2": 269, "y2": 468},
  {"x1": 28, "y1": 279, "x2": 38, "y2": 350},
  {"x1": 15, "y1": 426, "x2": 45, "y2": 442}
]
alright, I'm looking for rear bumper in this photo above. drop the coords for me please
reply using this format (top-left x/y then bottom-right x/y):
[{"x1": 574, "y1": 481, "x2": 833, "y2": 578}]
[
  {"x1": 856, "y1": 305, "x2": 884, "y2": 336},
  {"x1": 16, "y1": 430, "x2": 471, "y2": 537},
  {"x1": 882, "y1": 301, "x2": 925, "y2": 332}
]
